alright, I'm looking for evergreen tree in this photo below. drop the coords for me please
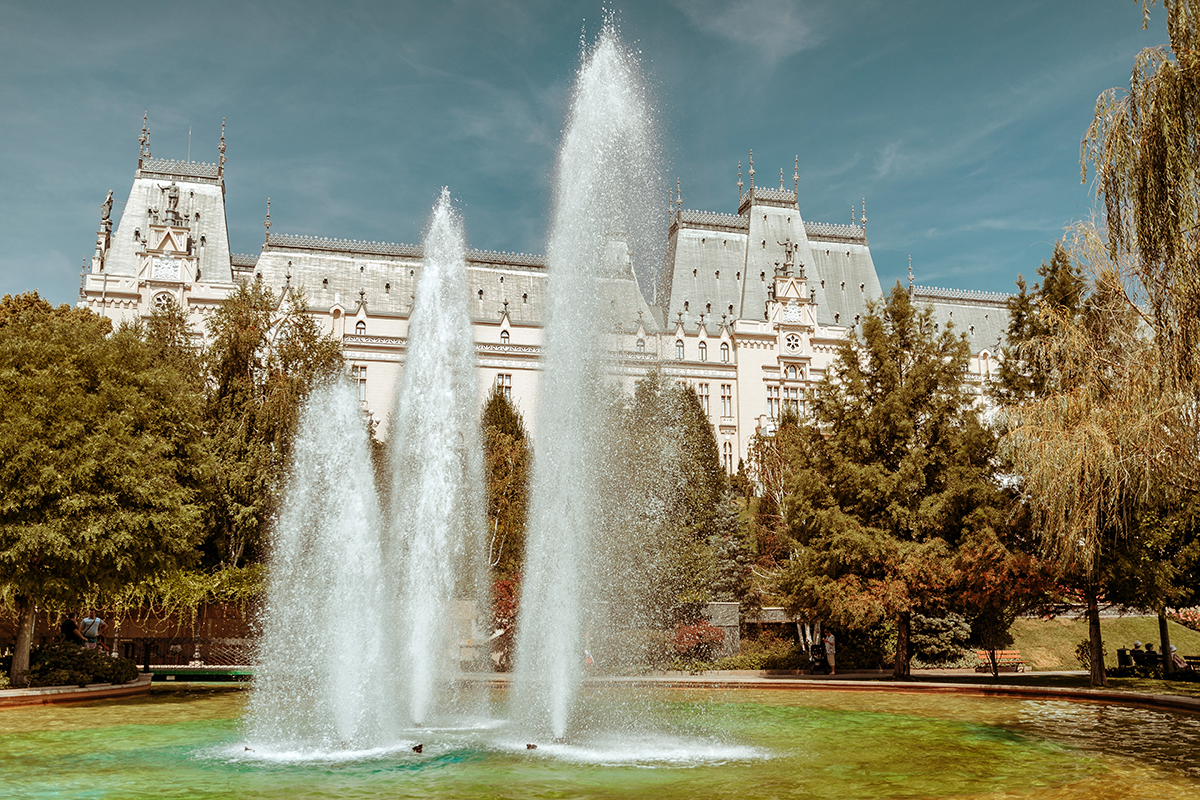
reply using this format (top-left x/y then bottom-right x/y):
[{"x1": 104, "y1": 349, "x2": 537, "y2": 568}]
[
  {"x1": 482, "y1": 384, "x2": 530, "y2": 577},
  {"x1": 994, "y1": 241, "x2": 1086, "y2": 404},
  {"x1": 774, "y1": 284, "x2": 1012, "y2": 677}
]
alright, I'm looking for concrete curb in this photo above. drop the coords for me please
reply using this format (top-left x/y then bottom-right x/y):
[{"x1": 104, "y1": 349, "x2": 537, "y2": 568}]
[{"x1": 0, "y1": 672, "x2": 154, "y2": 709}]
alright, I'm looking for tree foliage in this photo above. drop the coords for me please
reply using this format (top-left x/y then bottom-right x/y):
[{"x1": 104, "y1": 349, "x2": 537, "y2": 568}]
[
  {"x1": 482, "y1": 385, "x2": 531, "y2": 577},
  {"x1": 771, "y1": 284, "x2": 1015, "y2": 677},
  {"x1": 201, "y1": 279, "x2": 342, "y2": 567},
  {"x1": 0, "y1": 293, "x2": 207, "y2": 683}
]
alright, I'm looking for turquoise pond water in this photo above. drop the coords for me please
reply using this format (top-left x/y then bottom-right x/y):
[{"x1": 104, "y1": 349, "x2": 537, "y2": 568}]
[{"x1": 3, "y1": 685, "x2": 1200, "y2": 799}]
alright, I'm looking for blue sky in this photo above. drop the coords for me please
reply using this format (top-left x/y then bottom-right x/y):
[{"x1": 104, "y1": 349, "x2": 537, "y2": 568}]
[{"x1": 0, "y1": 0, "x2": 1167, "y2": 304}]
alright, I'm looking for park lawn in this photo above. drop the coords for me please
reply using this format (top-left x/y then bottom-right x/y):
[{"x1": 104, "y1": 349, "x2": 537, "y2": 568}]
[{"x1": 1009, "y1": 616, "x2": 1200, "y2": 671}]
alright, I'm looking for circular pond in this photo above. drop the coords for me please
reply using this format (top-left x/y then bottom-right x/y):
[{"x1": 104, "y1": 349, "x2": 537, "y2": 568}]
[{"x1": 3, "y1": 685, "x2": 1200, "y2": 799}]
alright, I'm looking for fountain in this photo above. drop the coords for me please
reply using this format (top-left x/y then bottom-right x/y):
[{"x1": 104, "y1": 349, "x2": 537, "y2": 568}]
[
  {"x1": 245, "y1": 380, "x2": 395, "y2": 754},
  {"x1": 385, "y1": 187, "x2": 487, "y2": 727},
  {"x1": 511, "y1": 19, "x2": 663, "y2": 741}
]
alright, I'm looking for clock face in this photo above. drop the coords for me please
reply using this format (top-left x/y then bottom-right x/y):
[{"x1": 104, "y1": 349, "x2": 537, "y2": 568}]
[{"x1": 785, "y1": 333, "x2": 801, "y2": 352}]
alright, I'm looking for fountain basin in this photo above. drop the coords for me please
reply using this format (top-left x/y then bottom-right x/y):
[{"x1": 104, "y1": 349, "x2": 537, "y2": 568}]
[{"x1": 4, "y1": 684, "x2": 1200, "y2": 799}]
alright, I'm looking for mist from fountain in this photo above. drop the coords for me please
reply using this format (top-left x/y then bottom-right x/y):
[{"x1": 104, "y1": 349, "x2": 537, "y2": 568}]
[
  {"x1": 245, "y1": 380, "x2": 396, "y2": 754},
  {"x1": 386, "y1": 187, "x2": 488, "y2": 726},
  {"x1": 511, "y1": 22, "x2": 662, "y2": 739}
]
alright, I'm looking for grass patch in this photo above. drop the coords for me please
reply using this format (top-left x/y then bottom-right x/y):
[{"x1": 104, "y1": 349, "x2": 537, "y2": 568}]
[{"x1": 1009, "y1": 616, "x2": 1200, "y2": 671}]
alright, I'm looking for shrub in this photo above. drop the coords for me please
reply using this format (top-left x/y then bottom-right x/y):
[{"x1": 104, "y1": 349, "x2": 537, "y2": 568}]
[
  {"x1": 911, "y1": 613, "x2": 971, "y2": 665},
  {"x1": 1074, "y1": 638, "x2": 1109, "y2": 671},
  {"x1": 672, "y1": 621, "x2": 725, "y2": 661},
  {"x1": 18, "y1": 643, "x2": 139, "y2": 687}
]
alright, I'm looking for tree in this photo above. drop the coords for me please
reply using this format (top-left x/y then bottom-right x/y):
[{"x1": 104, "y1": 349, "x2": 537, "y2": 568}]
[
  {"x1": 482, "y1": 385, "x2": 531, "y2": 577},
  {"x1": 202, "y1": 279, "x2": 342, "y2": 567},
  {"x1": 773, "y1": 284, "x2": 1012, "y2": 678},
  {"x1": 0, "y1": 294, "x2": 206, "y2": 684},
  {"x1": 994, "y1": 241, "x2": 1086, "y2": 403}
]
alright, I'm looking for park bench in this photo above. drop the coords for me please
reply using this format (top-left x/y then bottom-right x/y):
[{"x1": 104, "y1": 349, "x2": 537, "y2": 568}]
[{"x1": 974, "y1": 649, "x2": 1027, "y2": 673}]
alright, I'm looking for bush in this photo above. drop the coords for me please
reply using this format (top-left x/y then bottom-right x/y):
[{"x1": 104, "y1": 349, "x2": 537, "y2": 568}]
[
  {"x1": 1168, "y1": 607, "x2": 1200, "y2": 632},
  {"x1": 911, "y1": 613, "x2": 971, "y2": 665},
  {"x1": 18, "y1": 643, "x2": 139, "y2": 687},
  {"x1": 1074, "y1": 638, "x2": 1109, "y2": 671},
  {"x1": 672, "y1": 621, "x2": 725, "y2": 661}
]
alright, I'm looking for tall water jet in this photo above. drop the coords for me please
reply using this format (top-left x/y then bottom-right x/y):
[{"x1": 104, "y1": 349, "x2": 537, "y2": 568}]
[
  {"x1": 513, "y1": 22, "x2": 662, "y2": 739},
  {"x1": 246, "y1": 380, "x2": 394, "y2": 753},
  {"x1": 387, "y1": 188, "x2": 487, "y2": 726}
]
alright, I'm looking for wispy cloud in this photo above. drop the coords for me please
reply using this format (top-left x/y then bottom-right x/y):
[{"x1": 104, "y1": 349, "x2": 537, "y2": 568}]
[{"x1": 670, "y1": 0, "x2": 824, "y2": 65}]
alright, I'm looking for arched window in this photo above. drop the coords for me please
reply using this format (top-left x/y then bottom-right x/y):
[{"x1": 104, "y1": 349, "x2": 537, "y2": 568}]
[
  {"x1": 723, "y1": 441, "x2": 734, "y2": 474},
  {"x1": 355, "y1": 320, "x2": 366, "y2": 335},
  {"x1": 786, "y1": 365, "x2": 797, "y2": 380},
  {"x1": 698, "y1": 341, "x2": 708, "y2": 362},
  {"x1": 675, "y1": 339, "x2": 684, "y2": 360},
  {"x1": 721, "y1": 342, "x2": 730, "y2": 363},
  {"x1": 500, "y1": 330, "x2": 510, "y2": 343},
  {"x1": 637, "y1": 338, "x2": 645, "y2": 353}
]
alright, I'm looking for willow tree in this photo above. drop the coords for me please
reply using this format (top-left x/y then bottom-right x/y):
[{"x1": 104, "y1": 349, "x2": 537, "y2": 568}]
[
  {"x1": 1082, "y1": 0, "x2": 1200, "y2": 491},
  {"x1": 999, "y1": 257, "x2": 1154, "y2": 686}
]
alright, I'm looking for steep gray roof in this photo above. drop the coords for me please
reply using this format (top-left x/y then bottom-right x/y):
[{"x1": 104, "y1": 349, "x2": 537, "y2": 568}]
[{"x1": 911, "y1": 285, "x2": 1009, "y2": 353}]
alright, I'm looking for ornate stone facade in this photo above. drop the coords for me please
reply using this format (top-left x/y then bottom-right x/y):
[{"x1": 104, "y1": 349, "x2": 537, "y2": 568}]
[{"x1": 80, "y1": 130, "x2": 1006, "y2": 470}]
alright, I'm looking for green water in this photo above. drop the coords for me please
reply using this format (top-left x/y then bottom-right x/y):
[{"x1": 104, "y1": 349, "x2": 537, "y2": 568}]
[{"x1": 3, "y1": 685, "x2": 1200, "y2": 799}]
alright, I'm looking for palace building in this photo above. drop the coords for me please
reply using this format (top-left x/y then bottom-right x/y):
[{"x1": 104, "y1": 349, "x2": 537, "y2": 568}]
[{"x1": 80, "y1": 123, "x2": 1009, "y2": 470}]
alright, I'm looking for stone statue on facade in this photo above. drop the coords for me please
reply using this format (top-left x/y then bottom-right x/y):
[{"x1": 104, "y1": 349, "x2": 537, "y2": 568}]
[
  {"x1": 100, "y1": 190, "x2": 113, "y2": 232},
  {"x1": 158, "y1": 182, "x2": 180, "y2": 218}
]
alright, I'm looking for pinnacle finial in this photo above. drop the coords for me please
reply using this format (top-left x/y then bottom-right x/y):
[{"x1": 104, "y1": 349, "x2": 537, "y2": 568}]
[
  {"x1": 908, "y1": 255, "x2": 914, "y2": 294},
  {"x1": 264, "y1": 197, "x2": 271, "y2": 244},
  {"x1": 780, "y1": 168, "x2": 784, "y2": 190},
  {"x1": 793, "y1": 156, "x2": 799, "y2": 198},
  {"x1": 748, "y1": 149, "x2": 754, "y2": 191},
  {"x1": 851, "y1": 204, "x2": 856, "y2": 225},
  {"x1": 861, "y1": 198, "x2": 867, "y2": 232},
  {"x1": 737, "y1": 161, "x2": 743, "y2": 201},
  {"x1": 138, "y1": 111, "x2": 151, "y2": 166},
  {"x1": 218, "y1": 118, "x2": 227, "y2": 176},
  {"x1": 676, "y1": 178, "x2": 682, "y2": 213}
]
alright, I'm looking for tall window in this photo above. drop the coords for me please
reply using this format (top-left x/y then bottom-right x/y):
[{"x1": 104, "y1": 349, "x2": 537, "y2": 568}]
[
  {"x1": 353, "y1": 365, "x2": 367, "y2": 402},
  {"x1": 783, "y1": 386, "x2": 800, "y2": 415},
  {"x1": 637, "y1": 338, "x2": 645, "y2": 353},
  {"x1": 721, "y1": 342, "x2": 730, "y2": 363},
  {"x1": 785, "y1": 364, "x2": 797, "y2": 380},
  {"x1": 697, "y1": 383, "x2": 710, "y2": 414},
  {"x1": 675, "y1": 339, "x2": 684, "y2": 360},
  {"x1": 355, "y1": 320, "x2": 366, "y2": 335},
  {"x1": 767, "y1": 385, "x2": 780, "y2": 418},
  {"x1": 720, "y1": 384, "x2": 732, "y2": 417},
  {"x1": 723, "y1": 441, "x2": 734, "y2": 474},
  {"x1": 500, "y1": 329, "x2": 510, "y2": 343},
  {"x1": 495, "y1": 373, "x2": 512, "y2": 399},
  {"x1": 698, "y1": 341, "x2": 708, "y2": 362}
]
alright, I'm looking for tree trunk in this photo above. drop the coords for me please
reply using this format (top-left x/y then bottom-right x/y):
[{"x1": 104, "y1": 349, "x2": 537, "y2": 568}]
[
  {"x1": 1159, "y1": 611, "x2": 1173, "y2": 676},
  {"x1": 893, "y1": 611, "x2": 911, "y2": 679},
  {"x1": 1086, "y1": 588, "x2": 1106, "y2": 687},
  {"x1": 10, "y1": 594, "x2": 37, "y2": 687}
]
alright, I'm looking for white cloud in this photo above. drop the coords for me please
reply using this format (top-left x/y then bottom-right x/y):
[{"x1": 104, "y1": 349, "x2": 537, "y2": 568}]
[{"x1": 670, "y1": 0, "x2": 824, "y2": 65}]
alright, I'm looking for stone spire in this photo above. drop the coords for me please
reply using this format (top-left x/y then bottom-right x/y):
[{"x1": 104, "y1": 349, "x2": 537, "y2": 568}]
[
  {"x1": 861, "y1": 198, "x2": 867, "y2": 233},
  {"x1": 675, "y1": 178, "x2": 682, "y2": 214},
  {"x1": 851, "y1": 204, "x2": 855, "y2": 225},
  {"x1": 793, "y1": 156, "x2": 799, "y2": 198},
  {"x1": 138, "y1": 111, "x2": 151, "y2": 168},
  {"x1": 779, "y1": 168, "x2": 784, "y2": 190},
  {"x1": 264, "y1": 197, "x2": 271, "y2": 244},
  {"x1": 748, "y1": 149, "x2": 754, "y2": 192},
  {"x1": 908, "y1": 254, "x2": 914, "y2": 294},
  {"x1": 737, "y1": 161, "x2": 743, "y2": 201}
]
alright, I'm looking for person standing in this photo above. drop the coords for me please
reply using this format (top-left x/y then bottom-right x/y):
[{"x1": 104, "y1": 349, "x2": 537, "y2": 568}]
[
  {"x1": 60, "y1": 612, "x2": 85, "y2": 645},
  {"x1": 80, "y1": 609, "x2": 106, "y2": 650},
  {"x1": 823, "y1": 630, "x2": 836, "y2": 675}
]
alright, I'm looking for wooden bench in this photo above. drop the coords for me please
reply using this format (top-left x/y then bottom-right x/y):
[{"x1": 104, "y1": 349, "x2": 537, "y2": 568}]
[{"x1": 974, "y1": 649, "x2": 1027, "y2": 673}]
